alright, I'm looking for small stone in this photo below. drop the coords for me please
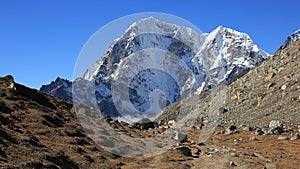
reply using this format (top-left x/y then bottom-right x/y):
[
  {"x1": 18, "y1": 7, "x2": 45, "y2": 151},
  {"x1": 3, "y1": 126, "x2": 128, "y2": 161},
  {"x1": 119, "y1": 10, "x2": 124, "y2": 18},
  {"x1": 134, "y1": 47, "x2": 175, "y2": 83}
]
[
  {"x1": 277, "y1": 135, "x2": 288, "y2": 140},
  {"x1": 230, "y1": 152, "x2": 237, "y2": 157},
  {"x1": 130, "y1": 118, "x2": 157, "y2": 130},
  {"x1": 219, "y1": 107, "x2": 228, "y2": 114},
  {"x1": 254, "y1": 128, "x2": 264, "y2": 135},
  {"x1": 234, "y1": 138, "x2": 244, "y2": 142},
  {"x1": 250, "y1": 136, "x2": 257, "y2": 141},
  {"x1": 198, "y1": 142, "x2": 205, "y2": 146},
  {"x1": 241, "y1": 126, "x2": 253, "y2": 131},
  {"x1": 290, "y1": 133, "x2": 300, "y2": 141},
  {"x1": 168, "y1": 120, "x2": 175, "y2": 126},
  {"x1": 196, "y1": 126, "x2": 202, "y2": 130},
  {"x1": 8, "y1": 83, "x2": 15, "y2": 90},
  {"x1": 225, "y1": 125, "x2": 238, "y2": 135},
  {"x1": 269, "y1": 120, "x2": 282, "y2": 129},
  {"x1": 267, "y1": 82, "x2": 276, "y2": 89},
  {"x1": 193, "y1": 148, "x2": 201, "y2": 155},
  {"x1": 252, "y1": 152, "x2": 261, "y2": 157},
  {"x1": 281, "y1": 84, "x2": 287, "y2": 91},
  {"x1": 262, "y1": 127, "x2": 271, "y2": 135},
  {"x1": 174, "y1": 131, "x2": 188, "y2": 143},
  {"x1": 229, "y1": 161, "x2": 237, "y2": 166},
  {"x1": 174, "y1": 146, "x2": 192, "y2": 156},
  {"x1": 214, "y1": 131, "x2": 224, "y2": 135}
]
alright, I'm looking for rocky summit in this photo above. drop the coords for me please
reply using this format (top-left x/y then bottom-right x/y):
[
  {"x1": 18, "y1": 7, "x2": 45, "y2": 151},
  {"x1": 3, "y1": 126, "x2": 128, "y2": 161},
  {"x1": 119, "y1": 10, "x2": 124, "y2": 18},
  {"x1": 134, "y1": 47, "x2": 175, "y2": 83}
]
[{"x1": 40, "y1": 77, "x2": 72, "y2": 102}]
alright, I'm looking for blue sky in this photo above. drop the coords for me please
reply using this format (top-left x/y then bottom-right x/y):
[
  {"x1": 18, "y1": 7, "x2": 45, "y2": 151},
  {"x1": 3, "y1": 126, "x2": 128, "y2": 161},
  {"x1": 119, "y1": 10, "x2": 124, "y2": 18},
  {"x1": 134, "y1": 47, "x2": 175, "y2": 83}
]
[{"x1": 1, "y1": 0, "x2": 299, "y2": 89}]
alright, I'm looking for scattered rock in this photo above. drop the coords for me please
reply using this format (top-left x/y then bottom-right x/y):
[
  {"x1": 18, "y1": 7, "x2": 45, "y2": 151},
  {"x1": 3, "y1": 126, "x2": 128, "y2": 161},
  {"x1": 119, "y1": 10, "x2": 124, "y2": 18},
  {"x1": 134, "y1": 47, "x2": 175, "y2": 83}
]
[
  {"x1": 130, "y1": 118, "x2": 157, "y2": 130},
  {"x1": 234, "y1": 138, "x2": 244, "y2": 142},
  {"x1": 174, "y1": 146, "x2": 192, "y2": 156},
  {"x1": 225, "y1": 125, "x2": 239, "y2": 135},
  {"x1": 268, "y1": 120, "x2": 283, "y2": 134},
  {"x1": 254, "y1": 128, "x2": 264, "y2": 135},
  {"x1": 239, "y1": 125, "x2": 253, "y2": 131},
  {"x1": 290, "y1": 133, "x2": 300, "y2": 140},
  {"x1": 277, "y1": 135, "x2": 288, "y2": 140},
  {"x1": 281, "y1": 84, "x2": 287, "y2": 91},
  {"x1": 250, "y1": 136, "x2": 257, "y2": 141},
  {"x1": 267, "y1": 82, "x2": 276, "y2": 89},
  {"x1": 219, "y1": 107, "x2": 228, "y2": 114},
  {"x1": 168, "y1": 120, "x2": 175, "y2": 126},
  {"x1": 230, "y1": 152, "x2": 237, "y2": 157},
  {"x1": 252, "y1": 152, "x2": 261, "y2": 157},
  {"x1": 229, "y1": 161, "x2": 237, "y2": 166},
  {"x1": 269, "y1": 120, "x2": 282, "y2": 129},
  {"x1": 174, "y1": 131, "x2": 188, "y2": 143},
  {"x1": 214, "y1": 130, "x2": 224, "y2": 135}
]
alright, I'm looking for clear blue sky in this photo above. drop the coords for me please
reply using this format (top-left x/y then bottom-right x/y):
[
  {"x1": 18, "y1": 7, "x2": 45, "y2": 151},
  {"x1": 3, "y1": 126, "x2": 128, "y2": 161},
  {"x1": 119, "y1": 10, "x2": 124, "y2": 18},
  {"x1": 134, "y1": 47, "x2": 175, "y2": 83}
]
[{"x1": 1, "y1": 0, "x2": 299, "y2": 89}]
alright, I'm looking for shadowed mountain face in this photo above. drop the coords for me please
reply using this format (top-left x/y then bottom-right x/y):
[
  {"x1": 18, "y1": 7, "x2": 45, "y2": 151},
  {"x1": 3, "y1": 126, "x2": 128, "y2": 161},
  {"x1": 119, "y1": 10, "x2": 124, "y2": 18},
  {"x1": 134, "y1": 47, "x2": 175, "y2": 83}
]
[{"x1": 40, "y1": 77, "x2": 72, "y2": 102}]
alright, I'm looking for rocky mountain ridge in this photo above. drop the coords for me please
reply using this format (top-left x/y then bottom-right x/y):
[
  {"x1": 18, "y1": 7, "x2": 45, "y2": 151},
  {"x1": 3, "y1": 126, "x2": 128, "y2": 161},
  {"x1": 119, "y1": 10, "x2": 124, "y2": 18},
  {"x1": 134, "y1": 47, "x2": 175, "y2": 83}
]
[{"x1": 40, "y1": 77, "x2": 72, "y2": 102}]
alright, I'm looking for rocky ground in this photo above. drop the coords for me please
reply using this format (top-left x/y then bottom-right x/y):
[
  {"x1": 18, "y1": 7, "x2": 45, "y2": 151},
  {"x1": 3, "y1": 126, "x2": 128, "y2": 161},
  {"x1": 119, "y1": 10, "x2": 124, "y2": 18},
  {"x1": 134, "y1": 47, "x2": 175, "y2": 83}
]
[
  {"x1": 156, "y1": 40, "x2": 300, "y2": 130},
  {"x1": 0, "y1": 41, "x2": 300, "y2": 168}
]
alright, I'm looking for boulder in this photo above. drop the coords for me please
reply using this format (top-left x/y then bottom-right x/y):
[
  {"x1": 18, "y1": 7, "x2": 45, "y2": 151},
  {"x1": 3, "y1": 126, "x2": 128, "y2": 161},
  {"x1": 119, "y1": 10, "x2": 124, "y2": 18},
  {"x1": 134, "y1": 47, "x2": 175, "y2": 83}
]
[
  {"x1": 225, "y1": 125, "x2": 238, "y2": 135},
  {"x1": 254, "y1": 128, "x2": 264, "y2": 135},
  {"x1": 174, "y1": 131, "x2": 188, "y2": 143},
  {"x1": 269, "y1": 120, "x2": 282, "y2": 129},
  {"x1": 130, "y1": 118, "x2": 157, "y2": 130},
  {"x1": 277, "y1": 135, "x2": 288, "y2": 140},
  {"x1": 290, "y1": 133, "x2": 300, "y2": 141}
]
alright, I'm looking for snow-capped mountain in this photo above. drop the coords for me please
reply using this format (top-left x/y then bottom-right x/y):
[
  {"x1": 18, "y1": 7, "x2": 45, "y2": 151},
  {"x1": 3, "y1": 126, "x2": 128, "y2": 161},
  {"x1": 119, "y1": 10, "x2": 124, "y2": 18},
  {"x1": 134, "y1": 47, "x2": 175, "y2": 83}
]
[
  {"x1": 40, "y1": 77, "x2": 72, "y2": 102},
  {"x1": 195, "y1": 26, "x2": 268, "y2": 88},
  {"x1": 280, "y1": 29, "x2": 300, "y2": 49},
  {"x1": 77, "y1": 17, "x2": 269, "y2": 120}
]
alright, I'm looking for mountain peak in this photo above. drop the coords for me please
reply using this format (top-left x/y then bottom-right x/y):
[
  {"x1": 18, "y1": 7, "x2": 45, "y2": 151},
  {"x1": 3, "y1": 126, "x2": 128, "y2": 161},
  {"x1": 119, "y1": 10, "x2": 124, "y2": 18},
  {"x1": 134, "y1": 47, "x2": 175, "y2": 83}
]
[
  {"x1": 281, "y1": 29, "x2": 300, "y2": 49},
  {"x1": 40, "y1": 77, "x2": 72, "y2": 102},
  {"x1": 122, "y1": 16, "x2": 181, "y2": 38},
  {"x1": 80, "y1": 18, "x2": 269, "y2": 118}
]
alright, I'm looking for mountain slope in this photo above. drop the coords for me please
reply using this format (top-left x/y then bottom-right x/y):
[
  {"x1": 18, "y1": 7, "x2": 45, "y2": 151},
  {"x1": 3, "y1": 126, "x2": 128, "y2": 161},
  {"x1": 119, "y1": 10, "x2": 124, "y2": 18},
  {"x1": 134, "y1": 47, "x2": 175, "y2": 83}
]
[
  {"x1": 2, "y1": 75, "x2": 300, "y2": 168},
  {"x1": 0, "y1": 75, "x2": 118, "y2": 168},
  {"x1": 155, "y1": 34, "x2": 300, "y2": 128}
]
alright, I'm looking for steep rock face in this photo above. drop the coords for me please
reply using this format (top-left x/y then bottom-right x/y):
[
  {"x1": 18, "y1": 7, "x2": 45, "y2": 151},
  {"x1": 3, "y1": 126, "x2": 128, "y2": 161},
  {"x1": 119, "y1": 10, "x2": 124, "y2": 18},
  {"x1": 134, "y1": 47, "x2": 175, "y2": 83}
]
[
  {"x1": 40, "y1": 77, "x2": 72, "y2": 102},
  {"x1": 80, "y1": 17, "x2": 268, "y2": 119}
]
